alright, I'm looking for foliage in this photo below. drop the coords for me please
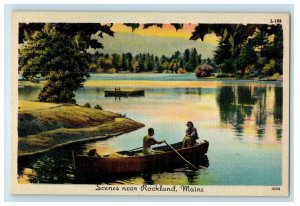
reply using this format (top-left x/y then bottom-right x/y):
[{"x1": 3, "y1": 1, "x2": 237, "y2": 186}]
[
  {"x1": 19, "y1": 23, "x2": 114, "y2": 103},
  {"x1": 90, "y1": 48, "x2": 203, "y2": 73},
  {"x1": 130, "y1": 23, "x2": 283, "y2": 77},
  {"x1": 19, "y1": 23, "x2": 114, "y2": 49},
  {"x1": 213, "y1": 25, "x2": 283, "y2": 77},
  {"x1": 233, "y1": 40, "x2": 257, "y2": 74},
  {"x1": 18, "y1": 23, "x2": 284, "y2": 105},
  {"x1": 108, "y1": 68, "x2": 117, "y2": 73},
  {"x1": 19, "y1": 29, "x2": 90, "y2": 103},
  {"x1": 94, "y1": 104, "x2": 103, "y2": 110},
  {"x1": 195, "y1": 64, "x2": 214, "y2": 78},
  {"x1": 83, "y1": 103, "x2": 91, "y2": 108},
  {"x1": 177, "y1": 68, "x2": 187, "y2": 74},
  {"x1": 124, "y1": 23, "x2": 281, "y2": 52},
  {"x1": 213, "y1": 41, "x2": 234, "y2": 73}
]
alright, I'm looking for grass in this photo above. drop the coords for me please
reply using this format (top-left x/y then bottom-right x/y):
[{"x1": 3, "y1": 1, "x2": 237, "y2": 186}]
[
  {"x1": 18, "y1": 101, "x2": 144, "y2": 156},
  {"x1": 18, "y1": 100, "x2": 62, "y2": 111}
]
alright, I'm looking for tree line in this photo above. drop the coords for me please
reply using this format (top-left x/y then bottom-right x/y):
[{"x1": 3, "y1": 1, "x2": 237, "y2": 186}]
[
  {"x1": 88, "y1": 48, "x2": 211, "y2": 74},
  {"x1": 18, "y1": 23, "x2": 283, "y2": 103}
]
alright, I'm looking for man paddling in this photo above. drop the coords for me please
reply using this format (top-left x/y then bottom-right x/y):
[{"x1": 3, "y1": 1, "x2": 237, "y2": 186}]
[{"x1": 143, "y1": 128, "x2": 165, "y2": 155}]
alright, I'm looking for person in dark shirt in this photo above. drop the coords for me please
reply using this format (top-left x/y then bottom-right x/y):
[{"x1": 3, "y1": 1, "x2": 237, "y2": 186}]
[{"x1": 182, "y1": 121, "x2": 199, "y2": 148}]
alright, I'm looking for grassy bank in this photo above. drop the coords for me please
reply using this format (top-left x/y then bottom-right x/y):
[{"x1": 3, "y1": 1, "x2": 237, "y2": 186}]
[{"x1": 18, "y1": 101, "x2": 144, "y2": 157}]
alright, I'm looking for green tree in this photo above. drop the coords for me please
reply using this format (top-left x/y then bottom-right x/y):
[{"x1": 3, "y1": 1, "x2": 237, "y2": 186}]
[
  {"x1": 19, "y1": 23, "x2": 114, "y2": 103},
  {"x1": 120, "y1": 53, "x2": 127, "y2": 71},
  {"x1": 137, "y1": 54, "x2": 145, "y2": 72},
  {"x1": 197, "y1": 54, "x2": 202, "y2": 65},
  {"x1": 19, "y1": 29, "x2": 89, "y2": 103},
  {"x1": 154, "y1": 57, "x2": 162, "y2": 73},
  {"x1": 96, "y1": 55, "x2": 112, "y2": 71},
  {"x1": 125, "y1": 53, "x2": 134, "y2": 72},
  {"x1": 260, "y1": 26, "x2": 283, "y2": 75},
  {"x1": 112, "y1": 53, "x2": 121, "y2": 70},
  {"x1": 214, "y1": 41, "x2": 234, "y2": 73},
  {"x1": 233, "y1": 40, "x2": 257, "y2": 75},
  {"x1": 184, "y1": 49, "x2": 190, "y2": 64},
  {"x1": 188, "y1": 48, "x2": 199, "y2": 72}
]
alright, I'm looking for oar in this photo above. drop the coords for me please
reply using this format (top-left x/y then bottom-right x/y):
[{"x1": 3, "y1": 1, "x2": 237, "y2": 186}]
[{"x1": 163, "y1": 141, "x2": 197, "y2": 170}]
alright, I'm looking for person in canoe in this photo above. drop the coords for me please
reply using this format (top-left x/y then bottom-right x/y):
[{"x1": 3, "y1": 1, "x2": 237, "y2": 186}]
[
  {"x1": 87, "y1": 149, "x2": 101, "y2": 157},
  {"x1": 143, "y1": 128, "x2": 165, "y2": 155},
  {"x1": 182, "y1": 121, "x2": 199, "y2": 148}
]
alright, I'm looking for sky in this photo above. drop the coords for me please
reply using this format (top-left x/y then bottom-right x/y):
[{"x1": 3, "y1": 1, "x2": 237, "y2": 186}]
[
  {"x1": 91, "y1": 23, "x2": 219, "y2": 58},
  {"x1": 110, "y1": 24, "x2": 219, "y2": 45}
]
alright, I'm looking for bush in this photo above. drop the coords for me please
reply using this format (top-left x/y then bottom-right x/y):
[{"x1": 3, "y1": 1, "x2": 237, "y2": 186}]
[
  {"x1": 195, "y1": 64, "x2": 214, "y2": 78},
  {"x1": 94, "y1": 104, "x2": 102, "y2": 110},
  {"x1": 108, "y1": 68, "x2": 117, "y2": 73},
  {"x1": 89, "y1": 63, "x2": 98, "y2": 72},
  {"x1": 262, "y1": 59, "x2": 276, "y2": 76},
  {"x1": 83, "y1": 102, "x2": 91, "y2": 108},
  {"x1": 177, "y1": 68, "x2": 187, "y2": 74}
]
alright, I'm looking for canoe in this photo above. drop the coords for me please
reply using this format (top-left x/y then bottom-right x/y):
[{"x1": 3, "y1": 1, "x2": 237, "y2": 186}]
[
  {"x1": 73, "y1": 141, "x2": 209, "y2": 177},
  {"x1": 104, "y1": 89, "x2": 145, "y2": 97}
]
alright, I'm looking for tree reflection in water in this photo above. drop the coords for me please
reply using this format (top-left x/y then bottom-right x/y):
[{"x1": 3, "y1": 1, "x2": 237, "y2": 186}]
[
  {"x1": 216, "y1": 85, "x2": 282, "y2": 140},
  {"x1": 255, "y1": 87, "x2": 267, "y2": 139}
]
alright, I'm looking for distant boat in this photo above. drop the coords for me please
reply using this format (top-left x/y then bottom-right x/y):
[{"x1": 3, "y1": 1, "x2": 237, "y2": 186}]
[
  {"x1": 104, "y1": 88, "x2": 145, "y2": 97},
  {"x1": 73, "y1": 141, "x2": 209, "y2": 177}
]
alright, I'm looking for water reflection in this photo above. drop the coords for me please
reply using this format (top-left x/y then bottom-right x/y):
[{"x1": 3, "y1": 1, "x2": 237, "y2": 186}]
[
  {"x1": 18, "y1": 147, "x2": 78, "y2": 184},
  {"x1": 274, "y1": 87, "x2": 283, "y2": 124},
  {"x1": 255, "y1": 87, "x2": 267, "y2": 139},
  {"x1": 274, "y1": 87, "x2": 283, "y2": 140},
  {"x1": 18, "y1": 80, "x2": 283, "y2": 185},
  {"x1": 18, "y1": 86, "x2": 40, "y2": 101},
  {"x1": 184, "y1": 88, "x2": 202, "y2": 95},
  {"x1": 75, "y1": 155, "x2": 209, "y2": 185},
  {"x1": 18, "y1": 143, "x2": 209, "y2": 185},
  {"x1": 216, "y1": 85, "x2": 282, "y2": 140}
]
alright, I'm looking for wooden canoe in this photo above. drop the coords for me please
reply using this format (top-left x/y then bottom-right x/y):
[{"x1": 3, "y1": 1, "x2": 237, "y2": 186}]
[
  {"x1": 73, "y1": 141, "x2": 209, "y2": 177},
  {"x1": 104, "y1": 89, "x2": 145, "y2": 97}
]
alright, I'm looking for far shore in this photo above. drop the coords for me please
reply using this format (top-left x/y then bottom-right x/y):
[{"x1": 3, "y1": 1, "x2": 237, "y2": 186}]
[
  {"x1": 18, "y1": 101, "x2": 145, "y2": 157},
  {"x1": 18, "y1": 73, "x2": 283, "y2": 89}
]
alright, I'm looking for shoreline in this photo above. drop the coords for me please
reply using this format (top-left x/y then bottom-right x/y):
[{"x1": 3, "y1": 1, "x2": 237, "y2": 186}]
[
  {"x1": 18, "y1": 132, "x2": 123, "y2": 159},
  {"x1": 19, "y1": 76, "x2": 282, "y2": 89},
  {"x1": 18, "y1": 101, "x2": 145, "y2": 158}
]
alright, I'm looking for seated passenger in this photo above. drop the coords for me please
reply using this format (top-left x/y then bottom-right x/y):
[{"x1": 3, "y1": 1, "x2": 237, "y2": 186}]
[{"x1": 182, "y1": 121, "x2": 199, "y2": 148}]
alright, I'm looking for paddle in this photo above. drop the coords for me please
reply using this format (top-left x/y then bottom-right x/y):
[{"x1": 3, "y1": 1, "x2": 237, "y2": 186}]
[{"x1": 163, "y1": 141, "x2": 197, "y2": 170}]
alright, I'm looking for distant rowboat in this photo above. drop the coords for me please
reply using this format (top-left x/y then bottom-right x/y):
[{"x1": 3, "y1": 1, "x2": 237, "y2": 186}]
[{"x1": 104, "y1": 89, "x2": 145, "y2": 97}]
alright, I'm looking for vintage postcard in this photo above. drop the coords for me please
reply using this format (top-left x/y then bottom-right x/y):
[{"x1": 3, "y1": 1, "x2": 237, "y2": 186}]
[{"x1": 11, "y1": 12, "x2": 290, "y2": 196}]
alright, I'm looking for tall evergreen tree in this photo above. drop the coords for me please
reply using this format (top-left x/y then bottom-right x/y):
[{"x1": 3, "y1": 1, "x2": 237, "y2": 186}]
[
  {"x1": 137, "y1": 54, "x2": 145, "y2": 72},
  {"x1": 184, "y1": 49, "x2": 190, "y2": 63},
  {"x1": 120, "y1": 53, "x2": 127, "y2": 71},
  {"x1": 213, "y1": 41, "x2": 234, "y2": 73},
  {"x1": 112, "y1": 53, "x2": 121, "y2": 69},
  {"x1": 233, "y1": 40, "x2": 257, "y2": 75},
  {"x1": 125, "y1": 53, "x2": 134, "y2": 72},
  {"x1": 189, "y1": 48, "x2": 199, "y2": 71}
]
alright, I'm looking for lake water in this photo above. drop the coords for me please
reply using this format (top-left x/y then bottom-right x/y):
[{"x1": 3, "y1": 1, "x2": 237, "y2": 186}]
[{"x1": 18, "y1": 73, "x2": 283, "y2": 185}]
